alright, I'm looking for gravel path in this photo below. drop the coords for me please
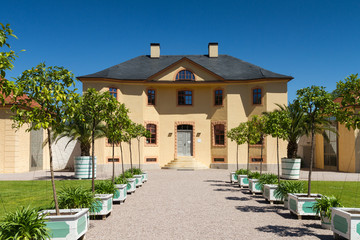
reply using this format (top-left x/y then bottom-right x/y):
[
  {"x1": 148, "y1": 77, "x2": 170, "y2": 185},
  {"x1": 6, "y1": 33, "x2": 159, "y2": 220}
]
[{"x1": 86, "y1": 169, "x2": 333, "y2": 240}]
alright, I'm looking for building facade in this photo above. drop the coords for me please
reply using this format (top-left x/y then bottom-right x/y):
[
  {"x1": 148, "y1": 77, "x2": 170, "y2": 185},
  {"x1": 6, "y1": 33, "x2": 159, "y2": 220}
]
[{"x1": 78, "y1": 43, "x2": 292, "y2": 173}]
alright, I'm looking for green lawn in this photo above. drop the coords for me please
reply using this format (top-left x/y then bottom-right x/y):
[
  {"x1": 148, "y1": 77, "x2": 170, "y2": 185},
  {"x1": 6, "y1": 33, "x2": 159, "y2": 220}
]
[
  {"x1": 1, "y1": 180, "x2": 360, "y2": 220},
  {"x1": 0, "y1": 180, "x2": 92, "y2": 220}
]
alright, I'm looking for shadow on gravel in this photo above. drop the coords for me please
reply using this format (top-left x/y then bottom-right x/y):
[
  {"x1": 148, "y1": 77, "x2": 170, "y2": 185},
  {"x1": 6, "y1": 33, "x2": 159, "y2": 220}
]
[
  {"x1": 255, "y1": 225, "x2": 332, "y2": 239},
  {"x1": 204, "y1": 180, "x2": 224, "y2": 183},
  {"x1": 225, "y1": 196, "x2": 251, "y2": 201},
  {"x1": 235, "y1": 205, "x2": 282, "y2": 213},
  {"x1": 214, "y1": 188, "x2": 241, "y2": 192},
  {"x1": 210, "y1": 183, "x2": 234, "y2": 187},
  {"x1": 255, "y1": 199, "x2": 268, "y2": 204},
  {"x1": 303, "y1": 223, "x2": 322, "y2": 229}
]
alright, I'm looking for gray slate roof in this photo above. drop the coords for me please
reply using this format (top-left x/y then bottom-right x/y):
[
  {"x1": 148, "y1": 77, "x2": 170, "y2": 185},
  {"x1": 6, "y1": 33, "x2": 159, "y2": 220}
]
[{"x1": 78, "y1": 55, "x2": 292, "y2": 81}]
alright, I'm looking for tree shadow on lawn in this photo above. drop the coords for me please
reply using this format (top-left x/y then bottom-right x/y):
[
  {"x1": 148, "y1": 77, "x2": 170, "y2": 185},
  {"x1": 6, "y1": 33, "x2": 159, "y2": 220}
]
[
  {"x1": 235, "y1": 205, "x2": 282, "y2": 213},
  {"x1": 255, "y1": 225, "x2": 332, "y2": 239},
  {"x1": 225, "y1": 196, "x2": 251, "y2": 201},
  {"x1": 35, "y1": 175, "x2": 77, "y2": 180}
]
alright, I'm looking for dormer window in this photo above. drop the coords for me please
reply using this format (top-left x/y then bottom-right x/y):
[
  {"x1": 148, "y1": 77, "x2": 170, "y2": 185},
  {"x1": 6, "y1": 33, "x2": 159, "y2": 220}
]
[{"x1": 176, "y1": 70, "x2": 195, "y2": 81}]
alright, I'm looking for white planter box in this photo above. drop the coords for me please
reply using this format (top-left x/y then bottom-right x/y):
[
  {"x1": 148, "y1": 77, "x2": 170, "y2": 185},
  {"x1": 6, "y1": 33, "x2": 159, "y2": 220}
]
[
  {"x1": 249, "y1": 179, "x2": 262, "y2": 195},
  {"x1": 320, "y1": 213, "x2": 331, "y2": 230},
  {"x1": 90, "y1": 194, "x2": 113, "y2": 218},
  {"x1": 230, "y1": 172, "x2": 238, "y2": 184},
  {"x1": 281, "y1": 158, "x2": 301, "y2": 180},
  {"x1": 74, "y1": 156, "x2": 96, "y2": 179},
  {"x1": 41, "y1": 208, "x2": 89, "y2": 240},
  {"x1": 263, "y1": 184, "x2": 282, "y2": 204},
  {"x1": 237, "y1": 175, "x2": 249, "y2": 188},
  {"x1": 134, "y1": 175, "x2": 143, "y2": 187},
  {"x1": 288, "y1": 193, "x2": 322, "y2": 219},
  {"x1": 331, "y1": 207, "x2": 360, "y2": 239},
  {"x1": 126, "y1": 178, "x2": 136, "y2": 193},
  {"x1": 142, "y1": 172, "x2": 148, "y2": 182},
  {"x1": 113, "y1": 184, "x2": 127, "y2": 203}
]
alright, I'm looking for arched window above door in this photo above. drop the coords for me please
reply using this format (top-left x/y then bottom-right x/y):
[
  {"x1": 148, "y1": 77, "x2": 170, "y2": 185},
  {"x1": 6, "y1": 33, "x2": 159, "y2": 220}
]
[{"x1": 175, "y1": 70, "x2": 195, "y2": 81}]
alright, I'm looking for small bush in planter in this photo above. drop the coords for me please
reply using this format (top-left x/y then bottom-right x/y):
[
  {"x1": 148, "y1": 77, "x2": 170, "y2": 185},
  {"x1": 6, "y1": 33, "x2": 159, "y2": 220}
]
[
  {"x1": 274, "y1": 180, "x2": 305, "y2": 201},
  {"x1": 0, "y1": 207, "x2": 50, "y2": 239},
  {"x1": 313, "y1": 195, "x2": 342, "y2": 221},
  {"x1": 235, "y1": 169, "x2": 250, "y2": 175},
  {"x1": 57, "y1": 186, "x2": 97, "y2": 212},
  {"x1": 248, "y1": 171, "x2": 261, "y2": 179},
  {"x1": 115, "y1": 175, "x2": 129, "y2": 184},
  {"x1": 258, "y1": 173, "x2": 278, "y2": 189},
  {"x1": 94, "y1": 180, "x2": 117, "y2": 195},
  {"x1": 132, "y1": 168, "x2": 143, "y2": 175},
  {"x1": 123, "y1": 171, "x2": 134, "y2": 178}
]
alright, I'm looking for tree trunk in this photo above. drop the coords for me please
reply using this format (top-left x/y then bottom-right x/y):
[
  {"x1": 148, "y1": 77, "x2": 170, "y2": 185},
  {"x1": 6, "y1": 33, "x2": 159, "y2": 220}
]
[
  {"x1": 120, "y1": 142, "x2": 124, "y2": 175},
  {"x1": 277, "y1": 137, "x2": 280, "y2": 184},
  {"x1": 138, "y1": 139, "x2": 141, "y2": 169},
  {"x1": 48, "y1": 129, "x2": 59, "y2": 215},
  {"x1": 307, "y1": 126, "x2": 315, "y2": 197},
  {"x1": 129, "y1": 140, "x2": 133, "y2": 174},
  {"x1": 91, "y1": 120, "x2": 95, "y2": 192},
  {"x1": 112, "y1": 142, "x2": 115, "y2": 183},
  {"x1": 247, "y1": 143, "x2": 250, "y2": 171},
  {"x1": 80, "y1": 142, "x2": 90, "y2": 156},
  {"x1": 260, "y1": 136, "x2": 263, "y2": 175},
  {"x1": 287, "y1": 139, "x2": 298, "y2": 159},
  {"x1": 236, "y1": 144, "x2": 239, "y2": 170}
]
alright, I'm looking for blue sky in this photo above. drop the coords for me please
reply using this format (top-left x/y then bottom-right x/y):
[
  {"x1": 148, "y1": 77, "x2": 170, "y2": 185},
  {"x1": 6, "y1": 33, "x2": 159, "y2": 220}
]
[{"x1": 2, "y1": 0, "x2": 360, "y2": 101}]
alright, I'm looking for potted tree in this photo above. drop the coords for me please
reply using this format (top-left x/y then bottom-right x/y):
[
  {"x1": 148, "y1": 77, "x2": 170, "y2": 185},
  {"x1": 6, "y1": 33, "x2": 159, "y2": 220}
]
[
  {"x1": 133, "y1": 123, "x2": 150, "y2": 183},
  {"x1": 288, "y1": 86, "x2": 338, "y2": 219},
  {"x1": 123, "y1": 170, "x2": 136, "y2": 194},
  {"x1": 312, "y1": 195, "x2": 342, "y2": 229},
  {"x1": 113, "y1": 175, "x2": 128, "y2": 203},
  {"x1": 92, "y1": 180, "x2": 116, "y2": 219},
  {"x1": 235, "y1": 169, "x2": 250, "y2": 188},
  {"x1": 273, "y1": 180, "x2": 305, "y2": 210},
  {"x1": 258, "y1": 173, "x2": 280, "y2": 204},
  {"x1": 132, "y1": 167, "x2": 144, "y2": 188},
  {"x1": 331, "y1": 74, "x2": 360, "y2": 239},
  {"x1": 248, "y1": 171, "x2": 262, "y2": 195}
]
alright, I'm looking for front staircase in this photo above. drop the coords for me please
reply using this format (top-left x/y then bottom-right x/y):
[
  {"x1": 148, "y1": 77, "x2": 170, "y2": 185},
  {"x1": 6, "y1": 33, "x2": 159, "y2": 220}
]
[{"x1": 162, "y1": 156, "x2": 208, "y2": 170}]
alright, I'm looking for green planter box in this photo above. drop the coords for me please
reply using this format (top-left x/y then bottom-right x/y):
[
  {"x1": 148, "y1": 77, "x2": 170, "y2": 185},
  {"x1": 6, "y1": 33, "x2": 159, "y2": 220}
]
[
  {"x1": 230, "y1": 172, "x2": 238, "y2": 184},
  {"x1": 237, "y1": 175, "x2": 249, "y2": 188},
  {"x1": 142, "y1": 172, "x2": 148, "y2": 183},
  {"x1": 41, "y1": 208, "x2": 89, "y2": 240},
  {"x1": 134, "y1": 175, "x2": 143, "y2": 187},
  {"x1": 126, "y1": 178, "x2": 136, "y2": 194},
  {"x1": 113, "y1": 184, "x2": 127, "y2": 203},
  {"x1": 331, "y1": 207, "x2": 360, "y2": 239},
  {"x1": 288, "y1": 193, "x2": 322, "y2": 219},
  {"x1": 263, "y1": 184, "x2": 282, "y2": 204},
  {"x1": 90, "y1": 194, "x2": 113, "y2": 218},
  {"x1": 249, "y1": 179, "x2": 262, "y2": 195}
]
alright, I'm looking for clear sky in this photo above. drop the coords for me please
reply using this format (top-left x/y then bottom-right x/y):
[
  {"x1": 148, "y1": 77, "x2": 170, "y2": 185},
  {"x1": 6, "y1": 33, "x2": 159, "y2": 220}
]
[{"x1": 2, "y1": 0, "x2": 360, "y2": 101}]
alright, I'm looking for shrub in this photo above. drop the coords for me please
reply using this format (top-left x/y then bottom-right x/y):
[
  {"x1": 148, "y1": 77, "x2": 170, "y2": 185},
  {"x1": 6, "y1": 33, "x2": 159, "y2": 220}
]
[
  {"x1": 313, "y1": 195, "x2": 343, "y2": 219},
  {"x1": 114, "y1": 175, "x2": 129, "y2": 184},
  {"x1": 235, "y1": 169, "x2": 250, "y2": 175},
  {"x1": 0, "y1": 207, "x2": 50, "y2": 239},
  {"x1": 131, "y1": 168, "x2": 143, "y2": 175},
  {"x1": 94, "y1": 180, "x2": 116, "y2": 195},
  {"x1": 248, "y1": 171, "x2": 260, "y2": 179},
  {"x1": 57, "y1": 186, "x2": 97, "y2": 212},
  {"x1": 258, "y1": 173, "x2": 278, "y2": 189},
  {"x1": 274, "y1": 180, "x2": 305, "y2": 201},
  {"x1": 123, "y1": 171, "x2": 134, "y2": 178}
]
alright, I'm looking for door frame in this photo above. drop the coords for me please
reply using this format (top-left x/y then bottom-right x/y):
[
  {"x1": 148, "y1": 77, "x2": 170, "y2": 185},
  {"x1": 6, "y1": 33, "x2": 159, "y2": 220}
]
[{"x1": 174, "y1": 121, "x2": 195, "y2": 158}]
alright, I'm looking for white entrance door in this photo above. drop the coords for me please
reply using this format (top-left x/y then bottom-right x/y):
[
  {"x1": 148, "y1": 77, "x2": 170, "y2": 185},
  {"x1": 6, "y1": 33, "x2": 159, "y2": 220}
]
[{"x1": 177, "y1": 130, "x2": 193, "y2": 156}]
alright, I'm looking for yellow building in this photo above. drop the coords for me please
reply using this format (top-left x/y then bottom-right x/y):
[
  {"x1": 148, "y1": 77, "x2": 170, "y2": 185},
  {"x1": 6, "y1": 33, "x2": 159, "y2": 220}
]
[{"x1": 78, "y1": 43, "x2": 293, "y2": 173}]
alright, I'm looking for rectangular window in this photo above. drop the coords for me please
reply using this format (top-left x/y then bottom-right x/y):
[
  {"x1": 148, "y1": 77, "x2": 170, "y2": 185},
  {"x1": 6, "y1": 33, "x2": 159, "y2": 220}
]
[
  {"x1": 109, "y1": 87, "x2": 117, "y2": 98},
  {"x1": 253, "y1": 88, "x2": 261, "y2": 104},
  {"x1": 251, "y1": 158, "x2": 263, "y2": 162},
  {"x1": 214, "y1": 89, "x2": 223, "y2": 105},
  {"x1": 214, "y1": 158, "x2": 225, "y2": 162},
  {"x1": 214, "y1": 124, "x2": 225, "y2": 145},
  {"x1": 108, "y1": 158, "x2": 119, "y2": 162},
  {"x1": 146, "y1": 158, "x2": 157, "y2": 162},
  {"x1": 178, "y1": 90, "x2": 192, "y2": 105},
  {"x1": 147, "y1": 89, "x2": 155, "y2": 105},
  {"x1": 146, "y1": 124, "x2": 157, "y2": 144}
]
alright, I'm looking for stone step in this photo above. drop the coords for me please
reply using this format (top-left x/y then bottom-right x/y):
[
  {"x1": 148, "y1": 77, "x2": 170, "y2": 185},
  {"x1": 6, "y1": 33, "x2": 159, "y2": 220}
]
[{"x1": 162, "y1": 158, "x2": 208, "y2": 170}]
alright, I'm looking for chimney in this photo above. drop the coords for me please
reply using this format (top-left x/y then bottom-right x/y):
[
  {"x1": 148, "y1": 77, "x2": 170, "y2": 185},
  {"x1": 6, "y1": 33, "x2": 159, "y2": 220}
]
[
  {"x1": 208, "y1": 42, "x2": 218, "y2": 58},
  {"x1": 150, "y1": 43, "x2": 160, "y2": 58}
]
